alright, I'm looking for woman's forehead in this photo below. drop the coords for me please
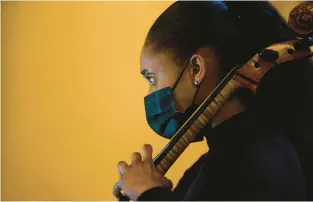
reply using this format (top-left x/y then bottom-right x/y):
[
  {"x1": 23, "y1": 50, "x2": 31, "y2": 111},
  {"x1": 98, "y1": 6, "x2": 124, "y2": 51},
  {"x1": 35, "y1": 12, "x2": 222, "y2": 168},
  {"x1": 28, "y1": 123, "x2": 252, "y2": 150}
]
[{"x1": 140, "y1": 49, "x2": 179, "y2": 74}]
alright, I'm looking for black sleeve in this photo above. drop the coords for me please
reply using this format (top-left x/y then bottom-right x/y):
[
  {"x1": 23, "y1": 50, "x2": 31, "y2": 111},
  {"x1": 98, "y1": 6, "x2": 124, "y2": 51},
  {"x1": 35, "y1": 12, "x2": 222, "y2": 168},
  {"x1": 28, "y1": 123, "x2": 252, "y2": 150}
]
[
  {"x1": 171, "y1": 154, "x2": 207, "y2": 198},
  {"x1": 137, "y1": 154, "x2": 207, "y2": 201},
  {"x1": 137, "y1": 187, "x2": 174, "y2": 201}
]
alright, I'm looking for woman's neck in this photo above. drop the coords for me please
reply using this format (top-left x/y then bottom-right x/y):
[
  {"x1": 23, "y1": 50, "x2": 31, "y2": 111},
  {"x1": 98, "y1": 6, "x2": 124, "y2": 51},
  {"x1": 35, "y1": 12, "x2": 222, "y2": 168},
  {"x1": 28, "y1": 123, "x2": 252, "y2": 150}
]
[{"x1": 211, "y1": 97, "x2": 245, "y2": 128}]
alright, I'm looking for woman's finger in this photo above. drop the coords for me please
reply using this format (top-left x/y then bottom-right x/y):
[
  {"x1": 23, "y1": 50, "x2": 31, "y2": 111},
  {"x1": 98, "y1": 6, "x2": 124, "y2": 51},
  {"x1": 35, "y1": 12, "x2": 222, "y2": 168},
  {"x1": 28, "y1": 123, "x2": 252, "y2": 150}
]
[
  {"x1": 131, "y1": 152, "x2": 142, "y2": 164},
  {"x1": 117, "y1": 161, "x2": 129, "y2": 176},
  {"x1": 142, "y1": 144, "x2": 153, "y2": 162},
  {"x1": 112, "y1": 180, "x2": 123, "y2": 199}
]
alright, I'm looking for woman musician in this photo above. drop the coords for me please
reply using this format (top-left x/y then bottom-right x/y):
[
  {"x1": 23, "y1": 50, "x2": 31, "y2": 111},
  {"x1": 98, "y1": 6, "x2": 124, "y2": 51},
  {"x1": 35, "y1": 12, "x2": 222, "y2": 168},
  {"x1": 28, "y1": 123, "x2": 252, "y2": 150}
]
[{"x1": 113, "y1": 1, "x2": 313, "y2": 200}]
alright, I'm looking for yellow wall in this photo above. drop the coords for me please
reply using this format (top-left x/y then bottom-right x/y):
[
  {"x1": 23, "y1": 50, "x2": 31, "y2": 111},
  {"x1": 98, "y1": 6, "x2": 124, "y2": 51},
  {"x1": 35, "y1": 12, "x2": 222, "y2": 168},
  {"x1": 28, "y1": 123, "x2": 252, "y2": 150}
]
[{"x1": 1, "y1": 1, "x2": 301, "y2": 200}]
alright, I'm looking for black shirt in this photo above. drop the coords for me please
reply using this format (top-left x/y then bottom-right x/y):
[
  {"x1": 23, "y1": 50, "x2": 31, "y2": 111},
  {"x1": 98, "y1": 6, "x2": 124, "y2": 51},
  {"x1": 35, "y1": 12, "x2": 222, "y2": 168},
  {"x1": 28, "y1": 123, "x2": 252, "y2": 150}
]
[
  {"x1": 138, "y1": 59, "x2": 313, "y2": 201},
  {"x1": 138, "y1": 112, "x2": 306, "y2": 200}
]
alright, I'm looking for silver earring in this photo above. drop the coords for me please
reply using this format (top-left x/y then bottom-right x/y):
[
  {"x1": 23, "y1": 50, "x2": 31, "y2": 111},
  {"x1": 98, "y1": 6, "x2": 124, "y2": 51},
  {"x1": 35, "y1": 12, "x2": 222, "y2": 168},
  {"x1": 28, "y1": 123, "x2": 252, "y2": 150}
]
[{"x1": 194, "y1": 78, "x2": 200, "y2": 85}]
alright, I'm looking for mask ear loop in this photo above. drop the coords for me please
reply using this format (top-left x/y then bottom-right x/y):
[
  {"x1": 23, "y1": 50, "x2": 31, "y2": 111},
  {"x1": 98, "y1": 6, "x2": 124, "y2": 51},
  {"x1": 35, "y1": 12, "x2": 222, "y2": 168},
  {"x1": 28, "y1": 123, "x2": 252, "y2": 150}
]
[
  {"x1": 172, "y1": 59, "x2": 201, "y2": 105},
  {"x1": 192, "y1": 84, "x2": 201, "y2": 105},
  {"x1": 172, "y1": 61, "x2": 190, "y2": 91}
]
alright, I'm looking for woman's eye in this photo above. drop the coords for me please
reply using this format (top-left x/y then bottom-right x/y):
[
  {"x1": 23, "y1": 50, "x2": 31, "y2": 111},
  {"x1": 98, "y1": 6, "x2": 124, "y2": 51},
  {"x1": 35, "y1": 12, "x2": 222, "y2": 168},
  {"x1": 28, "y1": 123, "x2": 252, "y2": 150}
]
[
  {"x1": 148, "y1": 77, "x2": 155, "y2": 84},
  {"x1": 146, "y1": 73, "x2": 156, "y2": 86}
]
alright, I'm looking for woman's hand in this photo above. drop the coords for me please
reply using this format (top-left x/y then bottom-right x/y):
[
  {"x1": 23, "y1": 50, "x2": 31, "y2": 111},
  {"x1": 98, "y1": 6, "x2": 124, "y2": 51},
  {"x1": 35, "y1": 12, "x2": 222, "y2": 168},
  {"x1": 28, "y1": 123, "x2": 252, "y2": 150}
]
[{"x1": 113, "y1": 144, "x2": 173, "y2": 201}]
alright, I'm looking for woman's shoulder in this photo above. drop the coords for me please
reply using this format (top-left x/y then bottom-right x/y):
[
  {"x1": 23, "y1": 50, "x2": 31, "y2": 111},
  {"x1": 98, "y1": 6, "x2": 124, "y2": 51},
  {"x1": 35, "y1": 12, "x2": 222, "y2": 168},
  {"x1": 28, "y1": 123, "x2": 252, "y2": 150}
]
[
  {"x1": 246, "y1": 133, "x2": 297, "y2": 157},
  {"x1": 205, "y1": 130, "x2": 302, "y2": 174},
  {"x1": 199, "y1": 133, "x2": 306, "y2": 199},
  {"x1": 239, "y1": 133, "x2": 303, "y2": 178},
  {"x1": 239, "y1": 133, "x2": 306, "y2": 199}
]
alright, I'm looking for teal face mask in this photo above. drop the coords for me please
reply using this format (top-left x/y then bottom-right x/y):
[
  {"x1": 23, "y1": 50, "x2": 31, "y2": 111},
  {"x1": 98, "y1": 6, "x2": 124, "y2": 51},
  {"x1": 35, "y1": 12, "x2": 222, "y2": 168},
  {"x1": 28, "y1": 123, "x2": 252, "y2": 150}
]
[
  {"x1": 144, "y1": 61, "x2": 203, "y2": 141},
  {"x1": 144, "y1": 87, "x2": 181, "y2": 139}
]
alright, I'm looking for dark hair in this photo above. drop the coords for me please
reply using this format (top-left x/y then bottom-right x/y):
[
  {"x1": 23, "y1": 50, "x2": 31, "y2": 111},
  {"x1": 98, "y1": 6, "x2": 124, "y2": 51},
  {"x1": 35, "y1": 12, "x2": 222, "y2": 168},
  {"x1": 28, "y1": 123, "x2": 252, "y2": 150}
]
[{"x1": 144, "y1": 1, "x2": 296, "y2": 76}]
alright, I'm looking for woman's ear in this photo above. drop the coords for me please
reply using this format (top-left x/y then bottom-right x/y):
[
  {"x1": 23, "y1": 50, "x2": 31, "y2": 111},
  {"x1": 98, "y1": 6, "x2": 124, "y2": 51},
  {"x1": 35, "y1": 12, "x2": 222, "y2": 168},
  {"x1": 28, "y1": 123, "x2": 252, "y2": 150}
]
[{"x1": 190, "y1": 54, "x2": 206, "y2": 86}]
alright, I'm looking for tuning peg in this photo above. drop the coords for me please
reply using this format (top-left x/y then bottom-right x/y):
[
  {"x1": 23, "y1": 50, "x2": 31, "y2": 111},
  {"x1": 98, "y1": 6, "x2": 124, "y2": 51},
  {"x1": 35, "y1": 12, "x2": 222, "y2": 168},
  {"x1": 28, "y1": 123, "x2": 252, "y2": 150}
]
[
  {"x1": 258, "y1": 49, "x2": 279, "y2": 62},
  {"x1": 294, "y1": 37, "x2": 313, "y2": 51},
  {"x1": 253, "y1": 62, "x2": 260, "y2": 68},
  {"x1": 287, "y1": 48, "x2": 295, "y2": 54}
]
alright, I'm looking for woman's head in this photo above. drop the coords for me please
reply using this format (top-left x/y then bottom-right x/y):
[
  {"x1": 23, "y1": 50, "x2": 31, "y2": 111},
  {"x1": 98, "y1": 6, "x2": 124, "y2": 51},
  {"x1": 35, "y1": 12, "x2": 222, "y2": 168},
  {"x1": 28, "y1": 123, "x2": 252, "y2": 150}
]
[
  {"x1": 140, "y1": 1, "x2": 295, "y2": 112},
  {"x1": 140, "y1": 1, "x2": 296, "y2": 138}
]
